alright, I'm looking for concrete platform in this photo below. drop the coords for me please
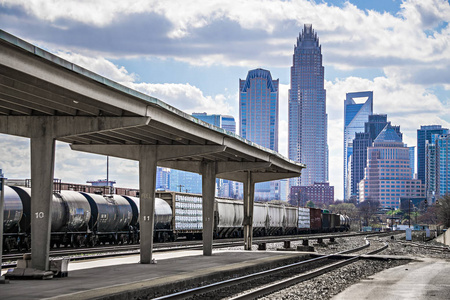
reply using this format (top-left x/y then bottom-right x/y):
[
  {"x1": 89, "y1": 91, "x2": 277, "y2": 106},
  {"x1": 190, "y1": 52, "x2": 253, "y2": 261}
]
[
  {"x1": 332, "y1": 258, "x2": 450, "y2": 300},
  {"x1": 1, "y1": 249, "x2": 309, "y2": 300}
]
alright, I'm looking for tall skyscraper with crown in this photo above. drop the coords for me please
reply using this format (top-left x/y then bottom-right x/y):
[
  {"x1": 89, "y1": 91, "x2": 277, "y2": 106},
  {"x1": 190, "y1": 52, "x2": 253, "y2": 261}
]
[{"x1": 289, "y1": 24, "x2": 327, "y2": 187}]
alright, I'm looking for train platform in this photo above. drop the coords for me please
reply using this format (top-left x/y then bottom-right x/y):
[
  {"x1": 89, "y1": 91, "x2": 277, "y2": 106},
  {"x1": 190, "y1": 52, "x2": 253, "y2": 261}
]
[
  {"x1": 1, "y1": 249, "x2": 309, "y2": 300},
  {"x1": 332, "y1": 257, "x2": 450, "y2": 300}
]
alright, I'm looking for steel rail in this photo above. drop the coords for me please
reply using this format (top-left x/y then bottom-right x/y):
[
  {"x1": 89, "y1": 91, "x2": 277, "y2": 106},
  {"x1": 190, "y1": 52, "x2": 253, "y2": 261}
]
[
  {"x1": 2, "y1": 231, "x2": 376, "y2": 264},
  {"x1": 228, "y1": 240, "x2": 388, "y2": 300},
  {"x1": 152, "y1": 239, "x2": 377, "y2": 300}
]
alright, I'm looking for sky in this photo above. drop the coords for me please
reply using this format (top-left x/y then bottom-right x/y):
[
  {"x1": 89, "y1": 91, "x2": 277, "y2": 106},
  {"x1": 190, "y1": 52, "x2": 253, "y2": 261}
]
[{"x1": 0, "y1": 0, "x2": 449, "y2": 199}]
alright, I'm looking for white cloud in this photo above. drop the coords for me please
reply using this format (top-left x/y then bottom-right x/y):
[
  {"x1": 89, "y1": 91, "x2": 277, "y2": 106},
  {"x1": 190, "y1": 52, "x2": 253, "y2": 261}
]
[
  {"x1": 4, "y1": 0, "x2": 450, "y2": 72},
  {"x1": 55, "y1": 51, "x2": 137, "y2": 82}
]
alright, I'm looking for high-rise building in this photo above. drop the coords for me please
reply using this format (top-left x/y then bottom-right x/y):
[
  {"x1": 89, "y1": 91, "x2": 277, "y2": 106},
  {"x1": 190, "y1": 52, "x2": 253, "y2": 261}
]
[
  {"x1": 343, "y1": 91, "x2": 373, "y2": 200},
  {"x1": 239, "y1": 68, "x2": 279, "y2": 151},
  {"x1": 425, "y1": 133, "x2": 450, "y2": 201},
  {"x1": 359, "y1": 125, "x2": 425, "y2": 208},
  {"x1": 156, "y1": 167, "x2": 170, "y2": 190},
  {"x1": 239, "y1": 68, "x2": 280, "y2": 200},
  {"x1": 351, "y1": 115, "x2": 401, "y2": 200},
  {"x1": 192, "y1": 113, "x2": 237, "y2": 134},
  {"x1": 417, "y1": 125, "x2": 448, "y2": 186},
  {"x1": 288, "y1": 24, "x2": 327, "y2": 187}
]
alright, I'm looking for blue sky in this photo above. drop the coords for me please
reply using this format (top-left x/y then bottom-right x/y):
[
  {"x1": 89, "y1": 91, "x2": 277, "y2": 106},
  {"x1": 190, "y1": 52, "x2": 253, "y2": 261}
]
[{"x1": 1, "y1": 0, "x2": 449, "y2": 199}]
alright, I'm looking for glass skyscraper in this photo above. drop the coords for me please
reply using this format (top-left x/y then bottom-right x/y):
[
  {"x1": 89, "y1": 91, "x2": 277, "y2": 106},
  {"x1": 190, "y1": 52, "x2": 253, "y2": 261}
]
[
  {"x1": 288, "y1": 24, "x2": 327, "y2": 187},
  {"x1": 417, "y1": 125, "x2": 448, "y2": 186},
  {"x1": 239, "y1": 68, "x2": 279, "y2": 151},
  {"x1": 426, "y1": 133, "x2": 450, "y2": 200},
  {"x1": 343, "y1": 91, "x2": 373, "y2": 200},
  {"x1": 239, "y1": 68, "x2": 280, "y2": 200},
  {"x1": 192, "y1": 113, "x2": 237, "y2": 134}
]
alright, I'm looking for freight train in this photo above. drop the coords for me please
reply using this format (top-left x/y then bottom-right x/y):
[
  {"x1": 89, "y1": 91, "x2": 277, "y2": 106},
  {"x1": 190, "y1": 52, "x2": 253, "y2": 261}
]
[{"x1": 2, "y1": 186, "x2": 350, "y2": 252}]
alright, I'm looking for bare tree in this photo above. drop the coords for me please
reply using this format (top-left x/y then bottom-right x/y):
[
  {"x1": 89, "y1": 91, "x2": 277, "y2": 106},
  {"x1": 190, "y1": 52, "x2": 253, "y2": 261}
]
[
  {"x1": 358, "y1": 199, "x2": 380, "y2": 226},
  {"x1": 437, "y1": 195, "x2": 450, "y2": 227}
]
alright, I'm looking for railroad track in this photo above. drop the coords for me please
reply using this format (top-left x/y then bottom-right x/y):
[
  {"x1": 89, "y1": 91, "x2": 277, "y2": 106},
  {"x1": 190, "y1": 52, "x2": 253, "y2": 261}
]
[
  {"x1": 153, "y1": 235, "x2": 389, "y2": 300},
  {"x1": 2, "y1": 231, "x2": 378, "y2": 265}
]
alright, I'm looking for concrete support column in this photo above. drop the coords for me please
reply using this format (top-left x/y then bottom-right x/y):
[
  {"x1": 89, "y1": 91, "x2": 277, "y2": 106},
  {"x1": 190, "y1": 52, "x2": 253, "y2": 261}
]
[
  {"x1": 0, "y1": 177, "x2": 4, "y2": 270},
  {"x1": 30, "y1": 132, "x2": 56, "y2": 271},
  {"x1": 139, "y1": 146, "x2": 157, "y2": 264},
  {"x1": 243, "y1": 171, "x2": 255, "y2": 250},
  {"x1": 202, "y1": 161, "x2": 216, "y2": 256}
]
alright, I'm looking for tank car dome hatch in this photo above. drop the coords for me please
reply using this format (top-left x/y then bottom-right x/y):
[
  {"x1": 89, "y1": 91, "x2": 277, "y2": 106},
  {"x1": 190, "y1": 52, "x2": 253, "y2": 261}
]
[{"x1": 3, "y1": 186, "x2": 23, "y2": 233}]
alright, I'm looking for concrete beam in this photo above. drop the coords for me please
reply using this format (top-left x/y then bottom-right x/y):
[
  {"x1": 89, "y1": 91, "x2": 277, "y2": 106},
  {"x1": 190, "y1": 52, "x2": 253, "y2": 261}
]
[
  {"x1": 157, "y1": 161, "x2": 202, "y2": 174},
  {"x1": 202, "y1": 161, "x2": 216, "y2": 256},
  {"x1": 223, "y1": 137, "x2": 271, "y2": 162},
  {"x1": 243, "y1": 172, "x2": 255, "y2": 250},
  {"x1": 139, "y1": 146, "x2": 157, "y2": 264},
  {"x1": 251, "y1": 172, "x2": 301, "y2": 183},
  {"x1": 0, "y1": 116, "x2": 150, "y2": 138},
  {"x1": 216, "y1": 162, "x2": 272, "y2": 174},
  {"x1": 146, "y1": 108, "x2": 224, "y2": 145},
  {"x1": 70, "y1": 144, "x2": 226, "y2": 163}
]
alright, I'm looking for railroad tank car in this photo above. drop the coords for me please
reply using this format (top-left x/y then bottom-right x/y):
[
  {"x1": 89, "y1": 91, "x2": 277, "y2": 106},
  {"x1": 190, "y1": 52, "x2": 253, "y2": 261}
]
[
  {"x1": 122, "y1": 195, "x2": 173, "y2": 242},
  {"x1": 2, "y1": 186, "x2": 24, "y2": 251},
  {"x1": 3, "y1": 186, "x2": 23, "y2": 233}
]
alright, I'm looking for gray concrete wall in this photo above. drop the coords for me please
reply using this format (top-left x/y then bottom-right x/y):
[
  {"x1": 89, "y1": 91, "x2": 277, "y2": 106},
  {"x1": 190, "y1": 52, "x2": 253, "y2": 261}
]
[{"x1": 435, "y1": 229, "x2": 450, "y2": 246}]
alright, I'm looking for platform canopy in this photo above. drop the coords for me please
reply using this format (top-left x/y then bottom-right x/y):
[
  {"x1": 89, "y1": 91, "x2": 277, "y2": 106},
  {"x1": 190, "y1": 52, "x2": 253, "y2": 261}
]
[{"x1": 0, "y1": 30, "x2": 304, "y2": 181}]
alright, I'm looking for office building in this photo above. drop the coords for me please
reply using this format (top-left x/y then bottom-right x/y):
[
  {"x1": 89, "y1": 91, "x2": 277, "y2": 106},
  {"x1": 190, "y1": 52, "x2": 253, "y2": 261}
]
[
  {"x1": 239, "y1": 68, "x2": 279, "y2": 151},
  {"x1": 192, "y1": 113, "x2": 237, "y2": 134},
  {"x1": 156, "y1": 167, "x2": 170, "y2": 190},
  {"x1": 359, "y1": 125, "x2": 425, "y2": 208},
  {"x1": 425, "y1": 133, "x2": 450, "y2": 201},
  {"x1": 239, "y1": 68, "x2": 281, "y2": 200},
  {"x1": 417, "y1": 125, "x2": 448, "y2": 186},
  {"x1": 351, "y1": 115, "x2": 401, "y2": 200},
  {"x1": 288, "y1": 24, "x2": 327, "y2": 187},
  {"x1": 290, "y1": 182, "x2": 334, "y2": 207},
  {"x1": 343, "y1": 91, "x2": 373, "y2": 200}
]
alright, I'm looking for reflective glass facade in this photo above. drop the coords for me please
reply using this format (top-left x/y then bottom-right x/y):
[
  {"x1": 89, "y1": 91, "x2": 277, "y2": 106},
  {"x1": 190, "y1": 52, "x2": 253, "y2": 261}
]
[
  {"x1": 417, "y1": 125, "x2": 448, "y2": 185},
  {"x1": 288, "y1": 24, "x2": 327, "y2": 187},
  {"x1": 426, "y1": 134, "x2": 450, "y2": 200},
  {"x1": 239, "y1": 68, "x2": 279, "y2": 151},
  {"x1": 343, "y1": 91, "x2": 373, "y2": 200}
]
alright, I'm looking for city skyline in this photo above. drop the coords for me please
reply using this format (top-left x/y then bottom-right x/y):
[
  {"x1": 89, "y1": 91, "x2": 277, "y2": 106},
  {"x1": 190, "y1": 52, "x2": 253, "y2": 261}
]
[{"x1": 0, "y1": 1, "x2": 449, "y2": 199}]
